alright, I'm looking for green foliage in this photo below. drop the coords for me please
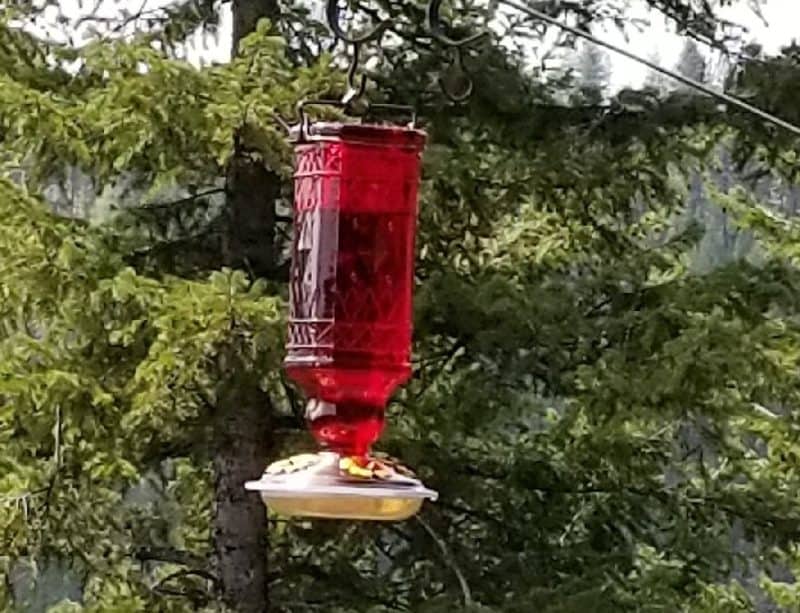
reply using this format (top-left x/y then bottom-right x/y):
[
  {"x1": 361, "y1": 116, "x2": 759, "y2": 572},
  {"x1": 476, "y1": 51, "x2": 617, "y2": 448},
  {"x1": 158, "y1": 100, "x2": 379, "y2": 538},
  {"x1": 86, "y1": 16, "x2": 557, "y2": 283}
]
[
  {"x1": 0, "y1": 19, "x2": 340, "y2": 192},
  {"x1": 4, "y1": 1, "x2": 800, "y2": 612},
  {"x1": 0, "y1": 178, "x2": 282, "y2": 611}
]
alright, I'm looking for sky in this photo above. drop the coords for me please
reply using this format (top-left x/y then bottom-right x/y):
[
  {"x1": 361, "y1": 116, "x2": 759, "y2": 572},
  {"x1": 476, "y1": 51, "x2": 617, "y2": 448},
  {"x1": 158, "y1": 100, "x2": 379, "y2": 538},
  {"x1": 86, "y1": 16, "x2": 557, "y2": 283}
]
[
  {"x1": 599, "y1": 0, "x2": 799, "y2": 89},
  {"x1": 36, "y1": 0, "x2": 800, "y2": 89}
]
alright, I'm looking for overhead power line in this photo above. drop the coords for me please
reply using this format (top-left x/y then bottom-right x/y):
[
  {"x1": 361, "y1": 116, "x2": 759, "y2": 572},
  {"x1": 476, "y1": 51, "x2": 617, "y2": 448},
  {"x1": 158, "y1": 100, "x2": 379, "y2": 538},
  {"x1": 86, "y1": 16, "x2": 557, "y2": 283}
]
[{"x1": 500, "y1": 0, "x2": 800, "y2": 137}]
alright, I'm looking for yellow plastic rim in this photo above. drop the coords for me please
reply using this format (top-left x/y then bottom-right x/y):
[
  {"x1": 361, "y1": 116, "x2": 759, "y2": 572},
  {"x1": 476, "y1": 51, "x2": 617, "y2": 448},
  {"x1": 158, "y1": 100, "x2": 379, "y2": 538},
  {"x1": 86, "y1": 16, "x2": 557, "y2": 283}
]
[{"x1": 263, "y1": 494, "x2": 424, "y2": 521}]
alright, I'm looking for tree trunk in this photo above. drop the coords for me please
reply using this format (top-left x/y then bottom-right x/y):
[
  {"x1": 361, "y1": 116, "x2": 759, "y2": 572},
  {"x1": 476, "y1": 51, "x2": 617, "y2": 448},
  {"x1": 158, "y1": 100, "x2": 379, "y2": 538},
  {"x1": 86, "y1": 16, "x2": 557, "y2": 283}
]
[
  {"x1": 232, "y1": 0, "x2": 280, "y2": 55},
  {"x1": 213, "y1": 372, "x2": 273, "y2": 612},
  {"x1": 224, "y1": 152, "x2": 280, "y2": 277},
  {"x1": 213, "y1": 1, "x2": 282, "y2": 611}
]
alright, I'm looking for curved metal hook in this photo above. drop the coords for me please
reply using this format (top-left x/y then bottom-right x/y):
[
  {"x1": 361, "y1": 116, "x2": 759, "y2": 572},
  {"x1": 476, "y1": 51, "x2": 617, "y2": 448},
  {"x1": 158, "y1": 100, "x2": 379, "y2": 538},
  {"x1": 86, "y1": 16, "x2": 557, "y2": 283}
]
[
  {"x1": 439, "y1": 46, "x2": 474, "y2": 103},
  {"x1": 326, "y1": 0, "x2": 390, "y2": 45},
  {"x1": 341, "y1": 42, "x2": 367, "y2": 105},
  {"x1": 426, "y1": 0, "x2": 488, "y2": 48}
]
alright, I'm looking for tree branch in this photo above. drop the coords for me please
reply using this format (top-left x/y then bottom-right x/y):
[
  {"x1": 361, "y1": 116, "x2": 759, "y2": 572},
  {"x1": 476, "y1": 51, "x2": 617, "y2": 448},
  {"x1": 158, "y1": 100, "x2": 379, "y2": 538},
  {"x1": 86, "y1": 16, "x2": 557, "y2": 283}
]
[
  {"x1": 416, "y1": 515, "x2": 473, "y2": 608},
  {"x1": 135, "y1": 546, "x2": 208, "y2": 569},
  {"x1": 139, "y1": 188, "x2": 225, "y2": 211},
  {"x1": 155, "y1": 567, "x2": 220, "y2": 588}
]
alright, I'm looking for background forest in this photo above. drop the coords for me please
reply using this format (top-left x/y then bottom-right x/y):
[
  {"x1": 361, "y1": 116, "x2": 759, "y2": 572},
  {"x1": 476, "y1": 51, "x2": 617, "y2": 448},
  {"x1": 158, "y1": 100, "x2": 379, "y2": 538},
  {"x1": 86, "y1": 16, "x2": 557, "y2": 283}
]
[{"x1": 4, "y1": 0, "x2": 800, "y2": 612}]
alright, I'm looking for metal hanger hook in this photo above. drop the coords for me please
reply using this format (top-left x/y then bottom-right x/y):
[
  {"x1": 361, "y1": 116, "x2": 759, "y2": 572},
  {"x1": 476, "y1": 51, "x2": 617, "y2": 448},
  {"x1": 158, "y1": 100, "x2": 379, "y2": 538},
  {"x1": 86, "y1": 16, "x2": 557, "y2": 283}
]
[
  {"x1": 426, "y1": 0, "x2": 489, "y2": 48},
  {"x1": 326, "y1": 0, "x2": 390, "y2": 45},
  {"x1": 439, "y1": 46, "x2": 474, "y2": 103},
  {"x1": 341, "y1": 42, "x2": 368, "y2": 106}
]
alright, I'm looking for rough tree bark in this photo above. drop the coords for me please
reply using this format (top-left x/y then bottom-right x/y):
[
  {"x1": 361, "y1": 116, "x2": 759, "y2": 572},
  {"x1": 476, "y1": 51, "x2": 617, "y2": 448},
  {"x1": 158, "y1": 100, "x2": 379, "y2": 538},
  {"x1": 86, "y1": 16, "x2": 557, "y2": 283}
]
[
  {"x1": 213, "y1": 0, "x2": 281, "y2": 611},
  {"x1": 213, "y1": 370, "x2": 273, "y2": 612},
  {"x1": 232, "y1": 0, "x2": 280, "y2": 56}
]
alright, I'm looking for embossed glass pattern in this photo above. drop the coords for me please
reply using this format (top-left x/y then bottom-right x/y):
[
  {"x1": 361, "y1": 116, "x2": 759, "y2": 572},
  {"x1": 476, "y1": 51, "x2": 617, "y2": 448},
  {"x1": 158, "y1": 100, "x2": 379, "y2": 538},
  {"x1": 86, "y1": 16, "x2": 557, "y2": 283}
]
[{"x1": 285, "y1": 123, "x2": 426, "y2": 456}]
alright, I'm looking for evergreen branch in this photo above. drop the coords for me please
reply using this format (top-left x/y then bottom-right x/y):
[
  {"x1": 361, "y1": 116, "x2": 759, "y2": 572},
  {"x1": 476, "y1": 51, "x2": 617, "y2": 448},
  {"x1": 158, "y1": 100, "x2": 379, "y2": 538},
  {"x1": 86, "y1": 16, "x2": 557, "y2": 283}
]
[
  {"x1": 271, "y1": 562, "x2": 407, "y2": 611},
  {"x1": 437, "y1": 500, "x2": 506, "y2": 528},
  {"x1": 73, "y1": 0, "x2": 154, "y2": 35},
  {"x1": 70, "y1": 0, "x2": 218, "y2": 47},
  {"x1": 140, "y1": 188, "x2": 225, "y2": 211},
  {"x1": 648, "y1": 0, "x2": 746, "y2": 54},
  {"x1": 0, "y1": 488, "x2": 47, "y2": 511},
  {"x1": 416, "y1": 515, "x2": 473, "y2": 608},
  {"x1": 42, "y1": 403, "x2": 63, "y2": 517},
  {"x1": 125, "y1": 228, "x2": 222, "y2": 259},
  {"x1": 150, "y1": 585, "x2": 209, "y2": 604},
  {"x1": 156, "y1": 568, "x2": 220, "y2": 587},
  {"x1": 151, "y1": 568, "x2": 220, "y2": 606},
  {"x1": 455, "y1": 461, "x2": 800, "y2": 539},
  {"x1": 353, "y1": 1, "x2": 434, "y2": 50},
  {"x1": 135, "y1": 547, "x2": 208, "y2": 568},
  {"x1": 414, "y1": 340, "x2": 465, "y2": 399}
]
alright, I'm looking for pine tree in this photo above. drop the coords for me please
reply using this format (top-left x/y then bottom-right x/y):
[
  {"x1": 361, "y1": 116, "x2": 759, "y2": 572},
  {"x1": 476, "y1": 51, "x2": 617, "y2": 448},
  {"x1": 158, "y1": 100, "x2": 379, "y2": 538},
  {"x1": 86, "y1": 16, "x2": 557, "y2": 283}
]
[
  {"x1": 4, "y1": 2, "x2": 800, "y2": 612},
  {"x1": 571, "y1": 41, "x2": 611, "y2": 104},
  {"x1": 644, "y1": 51, "x2": 671, "y2": 94},
  {"x1": 676, "y1": 40, "x2": 708, "y2": 86},
  {"x1": 0, "y1": 3, "x2": 338, "y2": 610}
]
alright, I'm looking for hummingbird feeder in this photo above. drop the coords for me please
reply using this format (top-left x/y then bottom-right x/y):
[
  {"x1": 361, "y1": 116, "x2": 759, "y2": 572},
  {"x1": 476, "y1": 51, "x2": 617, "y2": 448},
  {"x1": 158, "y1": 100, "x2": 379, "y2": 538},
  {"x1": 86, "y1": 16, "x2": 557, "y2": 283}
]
[{"x1": 246, "y1": 108, "x2": 438, "y2": 521}]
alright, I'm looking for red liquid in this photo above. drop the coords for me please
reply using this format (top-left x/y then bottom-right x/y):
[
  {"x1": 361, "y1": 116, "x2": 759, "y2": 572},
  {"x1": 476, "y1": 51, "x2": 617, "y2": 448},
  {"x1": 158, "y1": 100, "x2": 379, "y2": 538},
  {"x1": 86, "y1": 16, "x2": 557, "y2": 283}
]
[
  {"x1": 305, "y1": 401, "x2": 385, "y2": 457},
  {"x1": 285, "y1": 129, "x2": 424, "y2": 456}
]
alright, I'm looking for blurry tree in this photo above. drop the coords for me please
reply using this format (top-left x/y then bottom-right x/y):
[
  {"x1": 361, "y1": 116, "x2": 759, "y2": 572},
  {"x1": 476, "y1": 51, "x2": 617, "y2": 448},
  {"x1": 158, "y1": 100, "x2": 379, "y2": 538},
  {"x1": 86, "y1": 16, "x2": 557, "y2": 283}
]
[
  {"x1": 676, "y1": 40, "x2": 708, "y2": 86},
  {"x1": 643, "y1": 50, "x2": 670, "y2": 94},
  {"x1": 570, "y1": 41, "x2": 611, "y2": 104}
]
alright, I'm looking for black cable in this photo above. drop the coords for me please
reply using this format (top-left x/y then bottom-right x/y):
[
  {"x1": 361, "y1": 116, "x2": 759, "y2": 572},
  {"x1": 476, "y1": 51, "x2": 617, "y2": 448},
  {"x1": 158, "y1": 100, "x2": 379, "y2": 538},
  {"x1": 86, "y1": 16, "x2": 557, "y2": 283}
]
[
  {"x1": 326, "y1": 0, "x2": 800, "y2": 135},
  {"x1": 500, "y1": 0, "x2": 800, "y2": 138}
]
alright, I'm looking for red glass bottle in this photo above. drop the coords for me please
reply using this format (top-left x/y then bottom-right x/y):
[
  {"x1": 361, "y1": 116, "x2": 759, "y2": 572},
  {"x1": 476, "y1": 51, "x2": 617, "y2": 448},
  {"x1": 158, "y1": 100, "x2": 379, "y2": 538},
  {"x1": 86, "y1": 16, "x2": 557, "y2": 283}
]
[{"x1": 285, "y1": 122, "x2": 426, "y2": 457}]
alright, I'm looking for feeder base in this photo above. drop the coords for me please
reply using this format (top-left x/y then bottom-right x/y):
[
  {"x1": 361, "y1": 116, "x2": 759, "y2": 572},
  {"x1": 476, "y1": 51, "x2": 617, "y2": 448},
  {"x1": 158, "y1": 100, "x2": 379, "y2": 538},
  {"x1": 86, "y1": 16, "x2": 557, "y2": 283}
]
[
  {"x1": 267, "y1": 495, "x2": 423, "y2": 522},
  {"x1": 245, "y1": 451, "x2": 437, "y2": 521}
]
